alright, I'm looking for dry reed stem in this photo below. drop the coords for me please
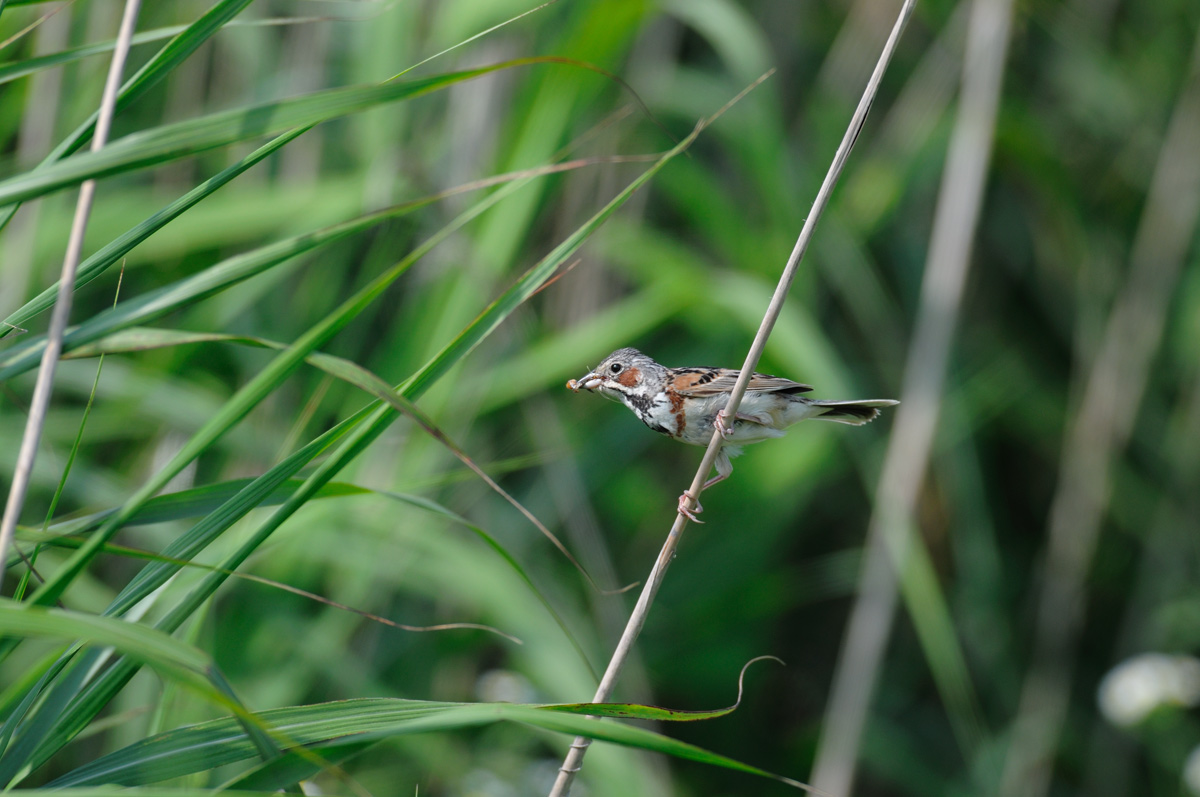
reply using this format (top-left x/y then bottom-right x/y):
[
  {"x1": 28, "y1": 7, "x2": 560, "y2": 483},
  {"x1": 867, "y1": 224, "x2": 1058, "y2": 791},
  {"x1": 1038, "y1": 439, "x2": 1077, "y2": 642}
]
[
  {"x1": 810, "y1": 0, "x2": 1016, "y2": 794},
  {"x1": 548, "y1": 2, "x2": 917, "y2": 793},
  {"x1": 0, "y1": 7, "x2": 72, "y2": 319},
  {"x1": 0, "y1": 0, "x2": 144, "y2": 591},
  {"x1": 998, "y1": 28, "x2": 1200, "y2": 797}
]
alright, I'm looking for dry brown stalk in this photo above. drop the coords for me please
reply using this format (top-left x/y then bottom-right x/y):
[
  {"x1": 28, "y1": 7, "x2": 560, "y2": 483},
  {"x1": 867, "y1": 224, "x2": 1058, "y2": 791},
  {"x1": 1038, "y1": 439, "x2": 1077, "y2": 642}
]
[
  {"x1": 548, "y1": 2, "x2": 917, "y2": 793},
  {"x1": 0, "y1": 0, "x2": 145, "y2": 593}
]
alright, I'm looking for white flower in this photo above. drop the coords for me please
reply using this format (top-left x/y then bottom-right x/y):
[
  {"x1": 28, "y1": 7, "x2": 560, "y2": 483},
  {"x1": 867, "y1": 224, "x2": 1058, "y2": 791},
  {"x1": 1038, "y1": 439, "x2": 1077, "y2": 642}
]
[{"x1": 1098, "y1": 653, "x2": 1200, "y2": 727}]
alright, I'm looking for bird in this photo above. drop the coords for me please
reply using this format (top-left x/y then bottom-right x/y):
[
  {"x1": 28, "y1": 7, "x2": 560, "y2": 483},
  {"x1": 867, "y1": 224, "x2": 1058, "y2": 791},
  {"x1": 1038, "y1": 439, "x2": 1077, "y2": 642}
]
[{"x1": 568, "y1": 347, "x2": 897, "y2": 522}]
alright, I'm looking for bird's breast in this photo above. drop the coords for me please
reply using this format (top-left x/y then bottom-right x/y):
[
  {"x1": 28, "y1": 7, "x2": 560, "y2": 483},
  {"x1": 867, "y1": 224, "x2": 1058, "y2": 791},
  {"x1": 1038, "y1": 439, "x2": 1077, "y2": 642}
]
[{"x1": 621, "y1": 390, "x2": 681, "y2": 438}]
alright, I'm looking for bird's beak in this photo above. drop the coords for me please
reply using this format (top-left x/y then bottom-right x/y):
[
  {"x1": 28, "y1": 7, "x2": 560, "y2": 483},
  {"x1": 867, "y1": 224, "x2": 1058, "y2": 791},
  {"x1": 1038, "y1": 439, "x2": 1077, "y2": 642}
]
[{"x1": 567, "y1": 369, "x2": 602, "y2": 393}]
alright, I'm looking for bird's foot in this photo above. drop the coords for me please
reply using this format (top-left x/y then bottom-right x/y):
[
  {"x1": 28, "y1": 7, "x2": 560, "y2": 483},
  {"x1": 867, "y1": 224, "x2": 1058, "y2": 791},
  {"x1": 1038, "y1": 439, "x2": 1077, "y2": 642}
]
[
  {"x1": 677, "y1": 491, "x2": 704, "y2": 523},
  {"x1": 714, "y1": 409, "x2": 736, "y2": 439}
]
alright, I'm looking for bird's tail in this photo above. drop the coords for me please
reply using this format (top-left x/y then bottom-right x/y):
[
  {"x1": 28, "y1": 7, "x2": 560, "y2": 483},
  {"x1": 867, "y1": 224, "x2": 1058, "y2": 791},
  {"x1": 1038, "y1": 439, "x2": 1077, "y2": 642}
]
[{"x1": 809, "y1": 399, "x2": 899, "y2": 426}]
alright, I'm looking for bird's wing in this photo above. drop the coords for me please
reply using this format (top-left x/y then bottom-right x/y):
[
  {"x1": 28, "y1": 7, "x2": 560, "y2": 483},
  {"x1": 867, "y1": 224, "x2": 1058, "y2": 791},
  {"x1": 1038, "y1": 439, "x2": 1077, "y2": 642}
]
[{"x1": 671, "y1": 368, "x2": 813, "y2": 397}]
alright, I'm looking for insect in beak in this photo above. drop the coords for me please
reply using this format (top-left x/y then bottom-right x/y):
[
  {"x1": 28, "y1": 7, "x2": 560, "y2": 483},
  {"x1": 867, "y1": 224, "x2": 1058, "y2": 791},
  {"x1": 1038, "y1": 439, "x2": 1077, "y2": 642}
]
[{"x1": 567, "y1": 369, "x2": 601, "y2": 392}]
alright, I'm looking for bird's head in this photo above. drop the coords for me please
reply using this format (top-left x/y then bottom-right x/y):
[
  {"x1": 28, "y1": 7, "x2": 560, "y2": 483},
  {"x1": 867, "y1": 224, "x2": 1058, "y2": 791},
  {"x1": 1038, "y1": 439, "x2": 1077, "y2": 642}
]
[{"x1": 567, "y1": 347, "x2": 663, "y2": 403}]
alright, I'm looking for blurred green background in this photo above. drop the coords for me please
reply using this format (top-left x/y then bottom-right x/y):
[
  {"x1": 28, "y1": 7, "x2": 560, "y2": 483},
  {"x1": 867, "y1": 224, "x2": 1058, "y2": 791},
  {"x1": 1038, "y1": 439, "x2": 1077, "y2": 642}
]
[{"x1": 2, "y1": 0, "x2": 1199, "y2": 795}]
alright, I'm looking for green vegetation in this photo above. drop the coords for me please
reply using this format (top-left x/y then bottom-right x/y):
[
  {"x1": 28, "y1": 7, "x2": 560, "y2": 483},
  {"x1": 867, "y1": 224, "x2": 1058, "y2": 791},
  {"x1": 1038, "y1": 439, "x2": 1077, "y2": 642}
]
[{"x1": 1, "y1": 1, "x2": 1198, "y2": 795}]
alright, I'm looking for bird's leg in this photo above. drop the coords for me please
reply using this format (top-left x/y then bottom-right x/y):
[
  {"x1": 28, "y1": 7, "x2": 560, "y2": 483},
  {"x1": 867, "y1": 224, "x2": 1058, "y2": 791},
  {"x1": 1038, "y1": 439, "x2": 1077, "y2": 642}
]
[
  {"x1": 701, "y1": 470, "x2": 730, "y2": 491},
  {"x1": 676, "y1": 449, "x2": 735, "y2": 523}
]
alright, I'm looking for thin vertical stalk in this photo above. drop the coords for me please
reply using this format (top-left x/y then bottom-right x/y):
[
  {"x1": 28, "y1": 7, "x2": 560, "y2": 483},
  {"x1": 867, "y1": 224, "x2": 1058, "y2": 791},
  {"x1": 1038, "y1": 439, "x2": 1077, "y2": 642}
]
[
  {"x1": 0, "y1": 5, "x2": 71, "y2": 319},
  {"x1": 998, "y1": 27, "x2": 1200, "y2": 797},
  {"x1": 0, "y1": 0, "x2": 144, "y2": 591},
  {"x1": 810, "y1": 0, "x2": 1015, "y2": 794},
  {"x1": 548, "y1": 2, "x2": 916, "y2": 793}
]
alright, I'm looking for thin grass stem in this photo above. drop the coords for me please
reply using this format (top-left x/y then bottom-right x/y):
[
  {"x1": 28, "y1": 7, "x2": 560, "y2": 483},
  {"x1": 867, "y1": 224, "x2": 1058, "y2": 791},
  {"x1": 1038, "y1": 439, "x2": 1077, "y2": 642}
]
[
  {"x1": 810, "y1": 0, "x2": 1017, "y2": 793},
  {"x1": 998, "y1": 27, "x2": 1200, "y2": 797},
  {"x1": 547, "y1": 2, "x2": 917, "y2": 793},
  {"x1": 0, "y1": 0, "x2": 143, "y2": 593}
]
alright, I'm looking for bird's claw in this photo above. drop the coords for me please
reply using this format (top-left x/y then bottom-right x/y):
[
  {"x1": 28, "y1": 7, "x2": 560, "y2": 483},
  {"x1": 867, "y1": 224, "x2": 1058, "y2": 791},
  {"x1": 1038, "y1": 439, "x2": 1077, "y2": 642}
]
[
  {"x1": 677, "y1": 491, "x2": 704, "y2": 523},
  {"x1": 714, "y1": 410, "x2": 735, "y2": 439}
]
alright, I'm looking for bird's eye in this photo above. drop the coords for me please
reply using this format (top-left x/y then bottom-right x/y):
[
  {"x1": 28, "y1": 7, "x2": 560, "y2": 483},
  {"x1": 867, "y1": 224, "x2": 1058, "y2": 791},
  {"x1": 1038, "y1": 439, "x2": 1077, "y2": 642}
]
[{"x1": 610, "y1": 363, "x2": 623, "y2": 374}]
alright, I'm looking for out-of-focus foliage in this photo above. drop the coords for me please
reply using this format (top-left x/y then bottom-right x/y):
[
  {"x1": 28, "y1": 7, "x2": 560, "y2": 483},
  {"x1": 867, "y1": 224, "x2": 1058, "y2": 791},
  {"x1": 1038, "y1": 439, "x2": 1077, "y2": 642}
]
[{"x1": 1, "y1": 0, "x2": 1198, "y2": 795}]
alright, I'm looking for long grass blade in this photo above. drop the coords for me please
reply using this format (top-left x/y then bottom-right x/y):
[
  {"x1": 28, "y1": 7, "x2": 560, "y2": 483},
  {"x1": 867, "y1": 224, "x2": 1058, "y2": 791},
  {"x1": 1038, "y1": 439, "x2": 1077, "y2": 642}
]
[
  {"x1": 57, "y1": 325, "x2": 611, "y2": 591},
  {"x1": 4, "y1": 148, "x2": 591, "y2": 773},
  {"x1": 46, "y1": 697, "x2": 814, "y2": 792},
  {"x1": 0, "y1": 198, "x2": 435, "y2": 380},
  {"x1": 10, "y1": 92, "x2": 702, "y2": 785},
  {"x1": 0, "y1": 126, "x2": 311, "y2": 340},
  {"x1": 0, "y1": 0, "x2": 142, "y2": 600},
  {"x1": 0, "y1": 16, "x2": 343, "y2": 87},
  {"x1": 0, "y1": 0, "x2": 256, "y2": 233},
  {"x1": 0, "y1": 58, "x2": 602, "y2": 209},
  {"x1": 0, "y1": 605, "x2": 280, "y2": 787}
]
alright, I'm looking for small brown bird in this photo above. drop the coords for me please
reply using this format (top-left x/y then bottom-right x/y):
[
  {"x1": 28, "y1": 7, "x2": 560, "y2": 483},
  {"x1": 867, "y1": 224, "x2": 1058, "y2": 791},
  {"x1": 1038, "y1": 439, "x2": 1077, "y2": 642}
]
[{"x1": 569, "y1": 347, "x2": 897, "y2": 520}]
